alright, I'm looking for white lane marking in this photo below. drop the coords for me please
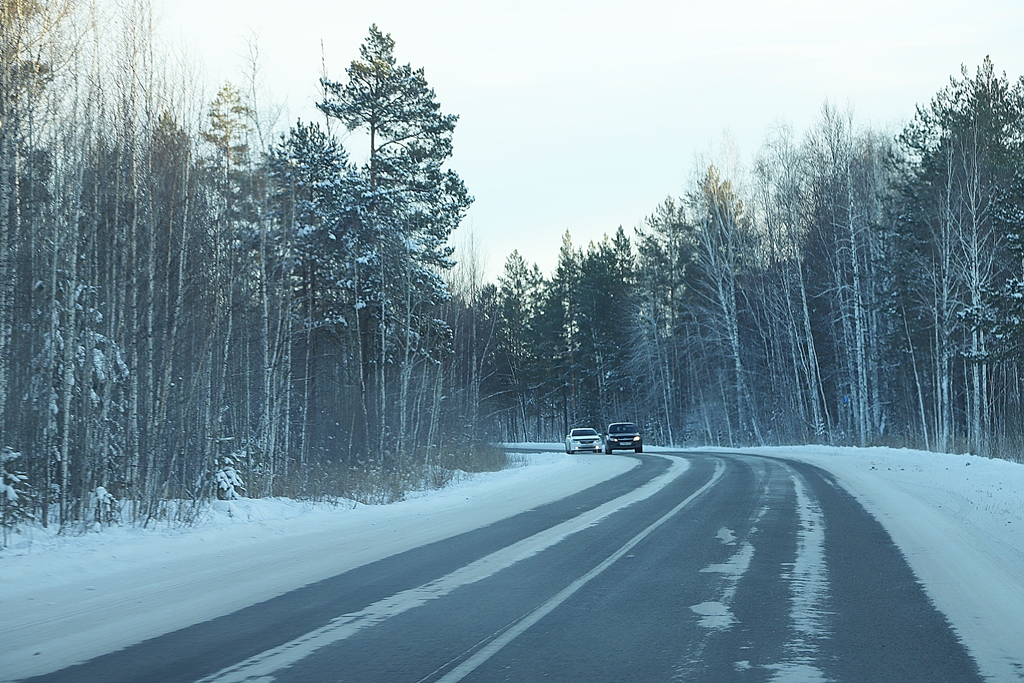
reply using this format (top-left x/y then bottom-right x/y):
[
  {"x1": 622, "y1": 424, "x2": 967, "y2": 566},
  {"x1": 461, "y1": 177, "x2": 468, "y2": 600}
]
[
  {"x1": 435, "y1": 459, "x2": 726, "y2": 683},
  {"x1": 198, "y1": 455, "x2": 707, "y2": 683},
  {"x1": 767, "y1": 469, "x2": 831, "y2": 683}
]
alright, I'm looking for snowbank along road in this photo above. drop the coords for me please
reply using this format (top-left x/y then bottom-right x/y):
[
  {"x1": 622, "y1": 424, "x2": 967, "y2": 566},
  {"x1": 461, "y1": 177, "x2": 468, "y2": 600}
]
[{"x1": 5, "y1": 448, "x2": 1019, "y2": 682}]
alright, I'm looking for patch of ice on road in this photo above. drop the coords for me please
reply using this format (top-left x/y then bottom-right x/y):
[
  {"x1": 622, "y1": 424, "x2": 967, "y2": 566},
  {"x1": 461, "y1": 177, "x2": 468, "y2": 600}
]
[
  {"x1": 689, "y1": 601, "x2": 735, "y2": 629},
  {"x1": 765, "y1": 660, "x2": 831, "y2": 683},
  {"x1": 688, "y1": 469, "x2": 831, "y2": 676},
  {"x1": 701, "y1": 542, "x2": 753, "y2": 577},
  {"x1": 692, "y1": 541, "x2": 755, "y2": 631},
  {"x1": 716, "y1": 527, "x2": 736, "y2": 545}
]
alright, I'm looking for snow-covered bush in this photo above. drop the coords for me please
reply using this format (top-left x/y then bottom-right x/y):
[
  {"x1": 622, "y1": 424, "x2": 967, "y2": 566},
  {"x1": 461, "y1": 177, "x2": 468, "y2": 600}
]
[
  {"x1": 90, "y1": 486, "x2": 118, "y2": 526},
  {"x1": 1, "y1": 448, "x2": 32, "y2": 546},
  {"x1": 212, "y1": 452, "x2": 246, "y2": 500}
]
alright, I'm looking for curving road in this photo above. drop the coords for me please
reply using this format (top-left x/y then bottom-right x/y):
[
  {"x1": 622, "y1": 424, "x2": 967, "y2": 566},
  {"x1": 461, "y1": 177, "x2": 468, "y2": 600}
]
[{"x1": 22, "y1": 450, "x2": 983, "y2": 683}]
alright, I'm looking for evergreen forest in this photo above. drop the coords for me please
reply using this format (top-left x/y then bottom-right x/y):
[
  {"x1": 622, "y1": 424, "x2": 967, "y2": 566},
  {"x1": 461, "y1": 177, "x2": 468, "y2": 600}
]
[{"x1": 2, "y1": 1, "x2": 1024, "y2": 534}]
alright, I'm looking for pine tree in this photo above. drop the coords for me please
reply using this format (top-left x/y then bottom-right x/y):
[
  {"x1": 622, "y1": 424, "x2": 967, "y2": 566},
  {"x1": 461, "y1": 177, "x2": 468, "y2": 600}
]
[
  {"x1": 494, "y1": 251, "x2": 543, "y2": 440},
  {"x1": 894, "y1": 58, "x2": 1024, "y2": 454},
  {"x1": 319, "y1": 25, "x2": 471, "y2": 463},
  {"x1": 989, "y1": 169, "x2": 1024, "y2": 361},
  {"x1": 267, "y1": 119, "x2": 357, "y2": 474}
]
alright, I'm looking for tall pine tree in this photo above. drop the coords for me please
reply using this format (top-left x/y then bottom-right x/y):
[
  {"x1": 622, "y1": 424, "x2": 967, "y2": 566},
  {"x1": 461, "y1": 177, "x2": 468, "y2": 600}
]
[{"x1": 319, "y1": 25, "x2": 471, "y2": 464}]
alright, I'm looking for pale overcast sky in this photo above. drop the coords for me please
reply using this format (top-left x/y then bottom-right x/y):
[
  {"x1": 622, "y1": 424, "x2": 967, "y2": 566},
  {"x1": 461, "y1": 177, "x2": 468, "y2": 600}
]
[{"x1": 160, "y1": 0, "x2": 1024, "y2": 279}]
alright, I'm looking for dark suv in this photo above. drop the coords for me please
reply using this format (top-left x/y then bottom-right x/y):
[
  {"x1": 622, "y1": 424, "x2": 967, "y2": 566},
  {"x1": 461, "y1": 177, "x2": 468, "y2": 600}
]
[{"x1": 604, "y1": 422, "x2": 643, "y2": 453}]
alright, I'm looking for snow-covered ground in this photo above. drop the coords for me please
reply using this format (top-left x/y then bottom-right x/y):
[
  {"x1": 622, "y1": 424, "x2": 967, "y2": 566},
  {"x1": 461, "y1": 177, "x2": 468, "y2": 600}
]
[
  {"x1": 0, "y1": 452, "x2": 634, "y2": 681},
  {"x1": 2, "y1": 445, "x2": 1023, "y2": 682}
]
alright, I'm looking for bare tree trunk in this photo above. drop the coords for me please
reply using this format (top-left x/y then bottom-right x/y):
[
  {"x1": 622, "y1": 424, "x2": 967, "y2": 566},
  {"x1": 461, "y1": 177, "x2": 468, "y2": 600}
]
[
  {"x1": 397, "y1": 251, "x2": 415, "y2": 460},
  {"x1": 259, "y1": 219, "x2": 273, "y2": 492},
  {"x1": 0, "y1": 107, "x2": 12, "y2": 446},
  {"x1": 935, "y1": 149, "x2": 957, "y2": 452},
  {"x1": 847, "y1": 162, "x2": 871, "y2": 446},
  {"x1": 156, "y1": 153, "x2": 191, "y2": 498},
  {"x1": 902, "y1": 306, "x2": 930, "y2": 450},
  {"x1": 57, "y1": 166, "x2": 81, "y2": 527}
]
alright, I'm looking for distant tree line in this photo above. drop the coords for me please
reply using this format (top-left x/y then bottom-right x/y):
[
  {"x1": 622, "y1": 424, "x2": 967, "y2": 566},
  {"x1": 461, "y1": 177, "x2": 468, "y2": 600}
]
[
  {"x1": 477, "y1": 58, "x2": 1024, "y2": 462},
  {"x1": 2, "y1": 0, "x2": 1022, "y2": 535}
]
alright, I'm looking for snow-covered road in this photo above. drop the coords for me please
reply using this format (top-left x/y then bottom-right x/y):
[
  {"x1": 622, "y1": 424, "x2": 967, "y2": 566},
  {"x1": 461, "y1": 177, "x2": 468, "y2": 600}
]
[{"x1": 2, "y1": 445, "x2": 1023, "y2": 682}]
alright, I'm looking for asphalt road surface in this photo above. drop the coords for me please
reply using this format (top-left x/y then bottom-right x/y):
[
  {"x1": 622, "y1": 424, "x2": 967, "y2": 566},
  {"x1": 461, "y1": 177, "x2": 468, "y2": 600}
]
[{"x1": 22, "y1": 450, "x2": 984, "y2": 683}]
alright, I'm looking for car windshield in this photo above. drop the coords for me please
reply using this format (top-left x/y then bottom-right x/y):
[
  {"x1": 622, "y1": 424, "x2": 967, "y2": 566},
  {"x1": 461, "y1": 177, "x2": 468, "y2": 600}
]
[
  {"x1": 570, "y1": 428, "x2": 598, "y2": 437},
  {"x1": 609, "y1": 423, "x2": 637, "y2": 434}
]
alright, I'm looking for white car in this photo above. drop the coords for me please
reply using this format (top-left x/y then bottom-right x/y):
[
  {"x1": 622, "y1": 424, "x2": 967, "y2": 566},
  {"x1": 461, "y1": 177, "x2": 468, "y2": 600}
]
[{"x1": 565, "y1": 428, "x2": 602, "y2": 453}]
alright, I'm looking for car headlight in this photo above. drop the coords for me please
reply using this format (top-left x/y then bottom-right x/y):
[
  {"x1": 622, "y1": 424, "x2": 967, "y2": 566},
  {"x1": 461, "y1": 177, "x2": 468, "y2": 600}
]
[{"x1": 633, "y1": 436, "x2": 640, "y2": 441}]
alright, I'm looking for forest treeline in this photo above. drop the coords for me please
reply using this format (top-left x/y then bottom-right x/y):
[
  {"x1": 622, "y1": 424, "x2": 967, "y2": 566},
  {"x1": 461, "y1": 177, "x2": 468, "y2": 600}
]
[
  {"x1": 2, "y1": 0, "x2": 1023, "y2": 535},
  {"x1": 483, "y1": 58, "x2": 1024, "y2": 461},
  {"x1": 0, "y1": 3, "x2": 490, "y2": 533}
]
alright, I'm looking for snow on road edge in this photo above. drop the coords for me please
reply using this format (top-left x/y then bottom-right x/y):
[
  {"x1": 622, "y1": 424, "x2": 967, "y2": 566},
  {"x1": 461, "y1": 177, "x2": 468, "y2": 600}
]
[
  {"x1": 0, "y1": 450, "x2": 632, "y2": 681},
  {"x1": 743, "y1": 445, "x2": 1024, "y2": 683}
]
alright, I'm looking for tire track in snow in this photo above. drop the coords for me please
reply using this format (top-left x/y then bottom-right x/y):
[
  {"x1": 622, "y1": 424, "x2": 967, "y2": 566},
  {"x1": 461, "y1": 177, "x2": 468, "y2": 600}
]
[
  {"x1": 674, "y1": 457, "x2": 775, "y2": 681},
  {"x1": 766, "y1": 467, "x2": 831, "y2": 683}
]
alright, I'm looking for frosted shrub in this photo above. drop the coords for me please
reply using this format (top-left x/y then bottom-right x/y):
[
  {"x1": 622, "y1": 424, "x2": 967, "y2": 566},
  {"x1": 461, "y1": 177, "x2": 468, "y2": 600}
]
[
  {"x1": 91, "y1": 486, "x2": 118, "y2": 526},
  {"x1": 213, "y1": 453, "x2": 246, "y2": 500},
  {"x1": 1, "y1": 448, "x2": 32, "y2": 546}
]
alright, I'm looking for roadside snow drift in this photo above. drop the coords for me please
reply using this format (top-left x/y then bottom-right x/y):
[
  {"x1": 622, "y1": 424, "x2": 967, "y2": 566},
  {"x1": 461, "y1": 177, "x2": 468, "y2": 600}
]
[{"x1": 0, "y1": 452, "x2": 633, "y2": 681}]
